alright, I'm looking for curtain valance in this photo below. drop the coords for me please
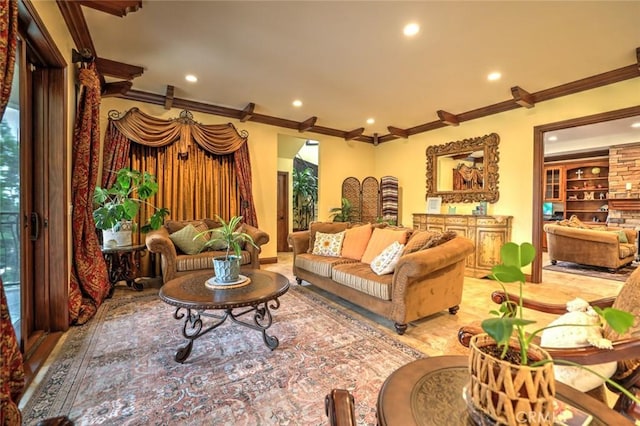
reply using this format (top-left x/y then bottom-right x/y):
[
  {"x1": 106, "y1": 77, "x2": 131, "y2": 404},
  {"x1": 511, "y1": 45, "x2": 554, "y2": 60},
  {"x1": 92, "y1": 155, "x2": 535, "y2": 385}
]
[{"x1": 109, "y1": 108, "x2": 247, "y2": 156}]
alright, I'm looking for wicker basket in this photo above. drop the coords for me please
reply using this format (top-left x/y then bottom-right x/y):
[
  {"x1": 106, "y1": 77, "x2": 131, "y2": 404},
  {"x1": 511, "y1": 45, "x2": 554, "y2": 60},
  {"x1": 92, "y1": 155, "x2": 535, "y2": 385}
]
[{"x1": 468, "y1": 334, "x2": 556, "y2": 425}]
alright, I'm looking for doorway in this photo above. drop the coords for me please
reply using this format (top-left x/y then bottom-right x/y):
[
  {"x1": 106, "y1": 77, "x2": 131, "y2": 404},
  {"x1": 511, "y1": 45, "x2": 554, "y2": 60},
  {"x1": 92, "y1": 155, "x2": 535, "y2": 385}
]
[{"x1": 532, "y1": 105, "x2": 640, "y2": 283}]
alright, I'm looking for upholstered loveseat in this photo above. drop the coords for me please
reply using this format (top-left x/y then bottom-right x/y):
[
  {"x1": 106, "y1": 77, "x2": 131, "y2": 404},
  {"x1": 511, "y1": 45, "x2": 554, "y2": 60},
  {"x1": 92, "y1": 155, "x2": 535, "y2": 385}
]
[
  {"x1": 288, "y1": 222, "x2": 475, "y2": 334},
  {"x1": 145, "y1": 218, "x2": 270, "y2": 283},
  {"x1": 544, "y1": 221, "x2": 636, "y2": 270}
]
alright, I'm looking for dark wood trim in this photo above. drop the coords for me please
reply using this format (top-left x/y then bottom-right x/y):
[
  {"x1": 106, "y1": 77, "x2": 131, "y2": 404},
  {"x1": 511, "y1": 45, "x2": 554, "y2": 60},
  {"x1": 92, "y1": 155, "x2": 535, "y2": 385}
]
[
  {"x1": 21, "y1": 331, "x2": 63, "y2": 394},
  {"x1": 387, "y1": 126, "x2": 408, "y2": 138},
  {"x1": 240, "y1": 102, "x2": 255, "y2": 122},
  {"x1": 545, "y1": 149, "x2": 609, "y2": 163},
  {"x1": 532, "y1": 105, "x2": 640, "y2": 283},
  {"x1": 259, "y1": 257, "x2": 278, "y2": 265},
  {"x1": 77, "y1": 1, "x2": 142, "y2": 17},
  {"x1": 511, "y1": 86, "x2": 535, "y2": 108},
  {"x1": 164, "y1": 85, "x2": 174, "y2": 110},
  {"x1": 344, "y1": 127, "x2": 364, "y2": 140},
  {"x1": 56, "y1": 0, "x2": 95, "y2": 57},
  {"x1": 102, "y1": 80, "x2": 132, "y2": 97},
  {"x1": 298, "y1": 116, "x2": 317, "y2": 132},
  {"x1": 608, "y1": 198, "x2": 640, "y2": 211},
  {"x1": 19, "y1": 1, "x2": 66, "y2": 66},
  {"x1": 94, "y1": 57, "x2": 144, "y2": 80},
  {"x1": 437, "y1": 109, "x2": 459, "y2": 126}
]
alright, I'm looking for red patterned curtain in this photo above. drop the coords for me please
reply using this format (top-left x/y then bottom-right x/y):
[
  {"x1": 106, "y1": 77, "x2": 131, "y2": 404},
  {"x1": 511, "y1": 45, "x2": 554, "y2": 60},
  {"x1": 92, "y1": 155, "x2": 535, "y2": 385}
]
[
  {"x1": 0, "y1": 2, "x2": 23, "y2": 424},
  {"x1": 101, "y1": 119, "x2": 131, "y2": 187},
  {"x1": 234, "y1": 142, "x2": 258, "y2": 227},
  {"x1": 69, "y1": 65, "x2": 111, "y2": 325}
]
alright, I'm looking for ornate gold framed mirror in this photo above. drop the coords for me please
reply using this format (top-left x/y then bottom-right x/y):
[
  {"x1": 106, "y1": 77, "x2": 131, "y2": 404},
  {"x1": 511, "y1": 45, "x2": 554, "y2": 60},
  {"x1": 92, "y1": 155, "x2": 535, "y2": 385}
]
[{"x1": 426, "y1": 133, "x2": 500, "y2": 203}]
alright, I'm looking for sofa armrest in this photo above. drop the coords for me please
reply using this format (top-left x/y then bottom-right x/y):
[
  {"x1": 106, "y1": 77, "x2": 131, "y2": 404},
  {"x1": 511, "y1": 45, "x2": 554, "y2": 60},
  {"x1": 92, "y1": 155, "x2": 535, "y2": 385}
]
[
  {"x1": 394, "y1": 236, "x2": 475, "y2": 282},
  {"x1": 288, "y1": 230, "x2": 310, "y2": 254},
  {"x1": 242, "y1": 224, "x2": 270, "y2": 268},
  {"x1": 145, "y1": 227, "x2": 178, "y2": 283}
]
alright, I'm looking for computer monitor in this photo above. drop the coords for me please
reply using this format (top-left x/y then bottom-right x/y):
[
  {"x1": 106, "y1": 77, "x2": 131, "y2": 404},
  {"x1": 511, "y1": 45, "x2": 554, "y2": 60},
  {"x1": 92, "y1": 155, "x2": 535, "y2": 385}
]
[{"x1": 543, "y1": 202, "x2": 553, "y2": 217}]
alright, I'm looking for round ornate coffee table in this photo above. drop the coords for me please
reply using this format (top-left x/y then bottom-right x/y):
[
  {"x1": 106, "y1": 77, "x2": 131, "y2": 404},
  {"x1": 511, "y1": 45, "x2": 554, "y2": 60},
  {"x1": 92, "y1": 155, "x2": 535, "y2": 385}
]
[{"x1": 159, "y1": 269, "x2": 289, "y2": 363}]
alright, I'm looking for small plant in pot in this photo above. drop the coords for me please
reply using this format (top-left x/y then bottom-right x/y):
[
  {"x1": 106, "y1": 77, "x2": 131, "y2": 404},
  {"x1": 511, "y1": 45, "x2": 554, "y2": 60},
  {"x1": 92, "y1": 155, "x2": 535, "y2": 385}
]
[
  {"x1": 195, "y1": 215, "x2": 258, "y2": 284},
  {"x1": 469, "y1": 242, "x2": 636, "y2": 425},
  {"x1": 93, "y1": 168, "x2": 170, "y2": 248}
]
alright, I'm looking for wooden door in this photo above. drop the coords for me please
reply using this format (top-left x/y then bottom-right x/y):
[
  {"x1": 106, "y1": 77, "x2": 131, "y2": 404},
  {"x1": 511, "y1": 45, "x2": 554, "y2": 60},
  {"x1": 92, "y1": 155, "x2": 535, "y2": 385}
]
[{"x1": 277, "y1": 172, "x2": 290, "y2": 252}]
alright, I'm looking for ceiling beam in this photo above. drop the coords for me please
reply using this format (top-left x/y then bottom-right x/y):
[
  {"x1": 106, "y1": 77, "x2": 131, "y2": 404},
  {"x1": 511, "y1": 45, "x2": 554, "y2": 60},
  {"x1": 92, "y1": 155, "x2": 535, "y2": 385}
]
[
  {"x1": 387, "y1": 126, "x2": 409, "y2": 139},
  {"x1": 102, "y1": 80, "x2": 132, "y2": 97},
  {"x1": 164, "y1": 85, "x2": 174, "y2": 110},
  {"x1": 56, "y1": 0, "x2": 95, "y2": 58},
  {"x1": 344, "y1": 127, "x2": 364, "y2": 141},
  {"x1": 298, "y1": 116, "x2": 317, "y2": 132},
  {"x1": 95, "y1": 57, "x2": 144, "y2": 80},
  {"x1": 240, "y1": 103, "x2": 255, "y2": 122},
  {"x1": 77, "y1": 1, "x2": 142, "y2": 17},
  {"x1": 511, "y1": 86, "x2": 535, "y2": 108},
  {"x1": 372, "y1": 133, "x2": 380, "y2": 146},
  {"x1": 437, "y1": 110, "x2": 460, "y2": 126}
]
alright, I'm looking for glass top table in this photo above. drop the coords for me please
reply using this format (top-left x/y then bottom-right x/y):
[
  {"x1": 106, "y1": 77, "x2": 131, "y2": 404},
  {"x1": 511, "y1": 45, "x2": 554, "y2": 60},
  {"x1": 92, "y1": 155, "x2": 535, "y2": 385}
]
[{"x1": 377, "y1": 355, "x2": 631, "y2": 426}]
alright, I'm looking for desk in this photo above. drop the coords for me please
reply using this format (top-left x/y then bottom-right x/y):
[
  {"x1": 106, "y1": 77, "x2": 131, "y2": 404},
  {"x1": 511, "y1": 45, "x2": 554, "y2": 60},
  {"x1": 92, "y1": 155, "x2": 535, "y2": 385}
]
[
  {"x1": 377, "y1": 355, "x2": 631, "y2": 426},
  {"x1": 101, "y1": 244, "x2": 148, "y2": 296}
]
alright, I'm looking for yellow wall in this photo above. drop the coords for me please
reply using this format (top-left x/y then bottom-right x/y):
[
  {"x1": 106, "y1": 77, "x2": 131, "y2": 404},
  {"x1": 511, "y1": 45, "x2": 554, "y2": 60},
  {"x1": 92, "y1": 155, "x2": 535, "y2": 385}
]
[
  {"x1": 100, "y1": 98, "x2": 376, "y2": 260},
  {"x1": 373, "y1": 78, "x2": 640, "y2": 245}
]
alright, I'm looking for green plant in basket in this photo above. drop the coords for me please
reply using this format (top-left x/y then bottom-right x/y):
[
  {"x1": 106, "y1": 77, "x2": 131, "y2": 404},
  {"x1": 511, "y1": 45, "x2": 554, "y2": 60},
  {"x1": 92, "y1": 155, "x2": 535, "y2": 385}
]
[{"x1": 481, "y1": 241, "x2": 640, "y2": 407}]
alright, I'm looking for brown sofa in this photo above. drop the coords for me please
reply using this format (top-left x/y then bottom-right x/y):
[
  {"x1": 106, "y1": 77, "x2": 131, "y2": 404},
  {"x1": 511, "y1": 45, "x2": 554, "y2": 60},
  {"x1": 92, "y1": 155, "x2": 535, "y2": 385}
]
[
  {"x1": 288, "y1": 222, "x2": 475, "y2": 334},
  {"x1": 544, "y1": 223, "x2": 637, "y2": 270},
  {"x1": 145, "y1": 218, "x2": 270, "y2": 283}
]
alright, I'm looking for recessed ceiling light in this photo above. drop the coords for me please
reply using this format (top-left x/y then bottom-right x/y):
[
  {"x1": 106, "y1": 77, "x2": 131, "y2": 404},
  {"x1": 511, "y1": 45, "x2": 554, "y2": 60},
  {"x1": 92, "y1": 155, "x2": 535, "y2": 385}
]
[
  {"x1": 403, "y1": 23, "x2": 420, "y2": 37},
  {"x1": 631, "y1": 122, "x2": 640, "y2": 128},
  {"x1": 185, "y1": 74, "x2": 198, "y2": 83},
  {"x1": 547, "y1": 135, "x2": 558, "y2": 141},
  {"x1": 366, "y1": 118, "x2": 375, "y2": 125},
  {"x1": 487, "y1": 72, "x2": 501, "y2": 81},
  {"x1": 292, "y1": 99, "x2": 302, "y2": 107}
]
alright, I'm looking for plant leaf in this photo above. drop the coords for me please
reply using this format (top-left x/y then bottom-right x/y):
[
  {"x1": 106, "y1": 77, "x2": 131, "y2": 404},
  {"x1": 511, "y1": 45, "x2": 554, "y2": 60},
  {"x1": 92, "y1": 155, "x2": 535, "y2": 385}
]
[
  {"x1": 593, "y1": 306, "x2": 635, "y2": 334},
  {"x1": 481, "y1": 317, "x2": 535, "y2": 347}
]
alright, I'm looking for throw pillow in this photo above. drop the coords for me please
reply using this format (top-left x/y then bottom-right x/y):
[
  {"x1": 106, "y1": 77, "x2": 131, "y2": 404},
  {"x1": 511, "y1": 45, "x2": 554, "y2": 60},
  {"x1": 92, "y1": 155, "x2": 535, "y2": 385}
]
[
  {"x1": 403, "y1": 230, "x2": 437, "y2": 254},
  {"x1": 341, "y1": 223, "x2": 373, "y2": 260},
  {"x1": 307, "y1": 222, "x2": 350, "y2": 253},
  {"x1": 420, "y1": 230, "x2": 458, "y2": 251},
  {"x1": 169, "y1": 223, "x2": 208, "y2": 255},
  {"x1": 312, "y1": 230, "x2": 346, "y2": 257},
  {"x1": 540, "y1": 298, "x2": 617, "y2": 392},
  {"x1": 203, "y1": 228, "x2": 229, "y2": 250},
  {"x1": 616, "y1": 230, "x2": 629, "y2": 243},
  {"x1": 370, "y1": 241, "x2": 405, "y2": 275},
  {"x1": 361, "y1": 227, "x2": 409, "y2": 264}
]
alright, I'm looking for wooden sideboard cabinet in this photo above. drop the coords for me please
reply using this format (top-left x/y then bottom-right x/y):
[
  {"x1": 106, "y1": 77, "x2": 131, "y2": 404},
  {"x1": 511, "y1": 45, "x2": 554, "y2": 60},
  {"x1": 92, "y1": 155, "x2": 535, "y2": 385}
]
[{"x1": 412, "y1": 213, "x2": 513, "y2": 278}]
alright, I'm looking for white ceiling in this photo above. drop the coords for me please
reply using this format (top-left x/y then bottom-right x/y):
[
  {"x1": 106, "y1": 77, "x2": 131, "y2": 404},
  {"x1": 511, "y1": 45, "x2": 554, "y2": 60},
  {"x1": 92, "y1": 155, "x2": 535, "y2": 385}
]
[{"x1": 83, "y1": 1, "x2": 640, "y2": 139}]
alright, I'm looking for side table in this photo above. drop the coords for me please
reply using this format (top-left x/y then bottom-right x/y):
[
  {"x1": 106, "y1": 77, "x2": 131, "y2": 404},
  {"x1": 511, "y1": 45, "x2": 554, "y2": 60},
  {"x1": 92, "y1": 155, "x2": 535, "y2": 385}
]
[{"x1": 101, "y1": 243, "x2": 148, "y2": 296}]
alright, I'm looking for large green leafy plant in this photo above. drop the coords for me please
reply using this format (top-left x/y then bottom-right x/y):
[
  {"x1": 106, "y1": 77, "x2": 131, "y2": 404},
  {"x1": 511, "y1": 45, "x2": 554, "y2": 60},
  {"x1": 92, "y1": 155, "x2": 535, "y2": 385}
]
[
  {"x1": 93, "y1": 168, "x2": 170, "y2": 233},
  {"x1": 329, "y1": 197, "x2": 357, "y2": 222}
]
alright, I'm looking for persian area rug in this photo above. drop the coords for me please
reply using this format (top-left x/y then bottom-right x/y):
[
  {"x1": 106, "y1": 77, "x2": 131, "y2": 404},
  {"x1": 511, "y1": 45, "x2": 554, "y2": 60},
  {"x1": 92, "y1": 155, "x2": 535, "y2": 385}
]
[
  {"x1": 543, "y1": 260, "x2": 638, "y2": 282},
  {"x1": 21, "y1": 285, "x2": 423, "y2": 426}
]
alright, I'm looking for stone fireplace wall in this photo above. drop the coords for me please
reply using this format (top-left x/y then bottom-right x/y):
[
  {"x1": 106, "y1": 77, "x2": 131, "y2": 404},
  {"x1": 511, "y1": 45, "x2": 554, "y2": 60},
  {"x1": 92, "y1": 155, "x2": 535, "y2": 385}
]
[{"x1": 608, "y1": 142, "x2": 640, "y2": 229}]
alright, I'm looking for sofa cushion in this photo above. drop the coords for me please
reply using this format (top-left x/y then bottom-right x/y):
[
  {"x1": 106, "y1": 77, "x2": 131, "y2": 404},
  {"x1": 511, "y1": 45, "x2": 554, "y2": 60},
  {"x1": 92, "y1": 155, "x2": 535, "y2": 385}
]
[
  {"x1": 361, "y1": 227, "x2": 410, "y2": 264},
  {"x1": 422, "y1": 230, "x2": 458, "y2": 250},
  {"x1": 175, "y1": 250, "x2": 251, "y2": 272},
  {"x1": 332, "y1": 262, "x2": 393, "y2": 300},
  {"x1": 616, "y1": 230, "x2": 629, "y2": 243},
  {"x1": 370, "y1": 241, "x2": 405, "y2": 275},
  {"x1": 312, "y1": 231, "x2": 346, "y2": 257},
  {"x1": 341, "y1": 223, "x2": 373, "y2": 260},
  {"x1": 168, "y1": 223, "x2": 209, "y2": 255},
  {"x1": 166, "y1": 219, "x2": 209, "y2": 235},
  {"x1": 295, "y1": 253, "x2": 357, "y2": 278},
  {"x1": 307, "y1": 222, "x2": 350, "y2": 253},
  {"x1": 403, "y1": 230, "x2": 437, "y2": 254},
  {"x1": 619, "y1": 243, "x2": 636, "y2": 259}
]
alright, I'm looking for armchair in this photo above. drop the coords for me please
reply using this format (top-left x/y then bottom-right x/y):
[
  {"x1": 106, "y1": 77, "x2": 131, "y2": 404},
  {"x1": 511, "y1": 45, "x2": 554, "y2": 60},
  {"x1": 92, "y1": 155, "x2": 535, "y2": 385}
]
[
  {"x1": 145, "y1": 218, "x2": 269, "y2": 283},
  {"x1": 458, "y1": 267, "x2": 640, "y2": 420}
]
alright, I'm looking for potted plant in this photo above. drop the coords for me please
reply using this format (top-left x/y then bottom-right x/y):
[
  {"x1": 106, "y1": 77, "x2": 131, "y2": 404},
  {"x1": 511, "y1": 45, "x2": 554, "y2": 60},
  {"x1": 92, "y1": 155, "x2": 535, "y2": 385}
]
[
  {"x1": 469, "y1": 242, "x2": 636, "y2": 425},
  {"x1": 292, "y1": 165, "x2": 317, "y2": 231},
  {"x1": 93, "y1": 167, "x2": 170, "y2": 248},
  {"x1": 196, "y1": 215, "x2": 258, "y2": 284},
  {"x1": 329, "y1": 197, "x2": 357, "y2": 222}
]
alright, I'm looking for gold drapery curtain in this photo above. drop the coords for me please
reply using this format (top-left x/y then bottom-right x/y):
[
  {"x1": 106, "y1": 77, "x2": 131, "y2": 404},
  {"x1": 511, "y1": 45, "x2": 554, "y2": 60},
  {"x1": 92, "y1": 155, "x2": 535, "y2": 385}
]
[
  {"x1": 105, "y1": 108, "x2": 258, "y2": 227},
  {"x1": 130, "y1": 141, "x2": 239, "y2": 223}
]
